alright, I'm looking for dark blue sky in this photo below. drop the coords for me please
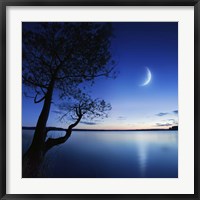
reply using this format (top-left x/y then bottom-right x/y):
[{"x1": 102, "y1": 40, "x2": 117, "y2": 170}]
[{"x1": 22, "y1": 22, "x2": 178, "y2": 129}]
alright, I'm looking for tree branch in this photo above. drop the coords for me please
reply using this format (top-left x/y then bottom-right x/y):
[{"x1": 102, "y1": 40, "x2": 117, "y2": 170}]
[
  {"x1": 22, "y1": 75, "x2": 48, "y2": 89},
  {"x1": 55, "y1": 66, "x2": 115, "y2": 80},
  {"x1": 34, "y1": 93, "x2": 46, "y2": 104},
  {"x1": 44, "y1": 114, "x2": 82, "y2": 153}
]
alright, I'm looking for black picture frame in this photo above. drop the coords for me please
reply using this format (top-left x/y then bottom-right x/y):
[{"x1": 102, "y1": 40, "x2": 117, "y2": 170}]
[{"x1": 0, "y1": 0, "x2": 199, "y2": 199}]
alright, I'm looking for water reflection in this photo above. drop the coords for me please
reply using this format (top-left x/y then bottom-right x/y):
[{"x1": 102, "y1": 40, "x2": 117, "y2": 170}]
[
  {"x1": 22, "y1": 130, "x2": 178, "y2": 178},
  {"x1": 137, "y1": 142, "x2": 147, "y2": 177}
]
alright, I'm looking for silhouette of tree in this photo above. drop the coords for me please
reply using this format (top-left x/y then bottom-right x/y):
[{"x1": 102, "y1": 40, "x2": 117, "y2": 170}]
[
  {"x1": 45, "y1": 93, "x2": 111, "y2": 154},
  {"x1": 22, "y1": 22, "x2": 115, "y2": 177}
]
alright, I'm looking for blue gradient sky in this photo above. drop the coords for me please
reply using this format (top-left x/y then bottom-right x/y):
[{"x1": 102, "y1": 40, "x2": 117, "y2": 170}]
[{"x1": 22, "y1": 22, "x2": 178, "y2": 130}]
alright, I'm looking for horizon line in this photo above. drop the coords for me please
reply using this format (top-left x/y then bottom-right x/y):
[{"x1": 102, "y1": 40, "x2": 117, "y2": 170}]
[{"x1": 22, "y1": 126, "x2": 178, "y2": 131}]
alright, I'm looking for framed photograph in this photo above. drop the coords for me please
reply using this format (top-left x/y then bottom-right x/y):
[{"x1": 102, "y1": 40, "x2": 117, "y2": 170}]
[{"x1": 0, "y1": 0, "x2": 199, "y2": 199}]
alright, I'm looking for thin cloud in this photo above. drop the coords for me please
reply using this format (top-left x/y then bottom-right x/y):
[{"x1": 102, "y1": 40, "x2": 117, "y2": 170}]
[
  {"x1": 80, "y1": 121, "x2": 97, "y2": 125},
  {"x1": 155, "y1": 110, "x2": 178, "y2": 117},
  {"x1": 117, "y1": 116, "x2": 126, "y2": 120},
  {"x1": 156, "y1": 118, "x2": 178, "y2": 127},
  {"x1": 156, "y1": 122, "x2": 172, "y2": 127},
  {"x1": 156, "y1": 112, "x2": 168, "y2": 117},
  {"x1": 168, "y1": 119, "x2": 178, "y2": 124},
  {"x1": 173, "y1": 110, "x2": 178, "y2": 114}
]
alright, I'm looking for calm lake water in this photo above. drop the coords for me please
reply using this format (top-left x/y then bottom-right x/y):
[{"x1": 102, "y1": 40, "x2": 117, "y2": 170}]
[{"x1": 22, "y1": 130, "x2": 178, "y2": 178}]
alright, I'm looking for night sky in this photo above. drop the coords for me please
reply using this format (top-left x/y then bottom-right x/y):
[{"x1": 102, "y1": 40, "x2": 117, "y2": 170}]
[{"x1": 22, "y1": 22, "x2": 178, "y2": 130}]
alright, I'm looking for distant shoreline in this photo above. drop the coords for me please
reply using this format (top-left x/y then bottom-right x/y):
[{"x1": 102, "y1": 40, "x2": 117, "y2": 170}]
[{"x1": 22, "y1": 126, "x2": 178, "y2": 131}]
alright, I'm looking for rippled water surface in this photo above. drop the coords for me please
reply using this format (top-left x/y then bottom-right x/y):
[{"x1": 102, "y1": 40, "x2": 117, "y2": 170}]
[{"x1": 23, "y1": 130, "x2": 178, "y2": 178}]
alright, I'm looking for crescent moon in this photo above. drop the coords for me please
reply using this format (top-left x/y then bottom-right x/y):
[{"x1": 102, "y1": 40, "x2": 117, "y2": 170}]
[{"x1": 140, "y1": 67, "x2": 152, "y2": 86}]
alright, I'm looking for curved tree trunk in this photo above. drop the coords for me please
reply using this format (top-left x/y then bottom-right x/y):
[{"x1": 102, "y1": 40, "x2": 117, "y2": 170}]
[
  {"x1": 22, "y1": 108, "x2": 82, "y2": 178},
  {"x1": 31, "y1": 80, "x2": 55, "y2": 150},
  {"x1": 44, "y1": 114, "x2": 82, "y2": 154},
  {"x1": 22, "y1": 80, "x2": 55, "y2": 177}
]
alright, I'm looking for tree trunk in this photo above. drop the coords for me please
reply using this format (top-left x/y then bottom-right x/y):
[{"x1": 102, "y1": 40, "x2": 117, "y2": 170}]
[
  {"x1": 22, "y1": 79, "x2": 55, "y2": 177},
  {"x1": 22, "y1": 114, "x2": 82, "y2": 177},
  {"x1": 31, "y1": 80, "x2": 54, "y2": 151}
]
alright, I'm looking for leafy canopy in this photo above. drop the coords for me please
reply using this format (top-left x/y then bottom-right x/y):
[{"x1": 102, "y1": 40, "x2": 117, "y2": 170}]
[{"x1": 22, "y1": 22, "x2": 116, "y2": 103}]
